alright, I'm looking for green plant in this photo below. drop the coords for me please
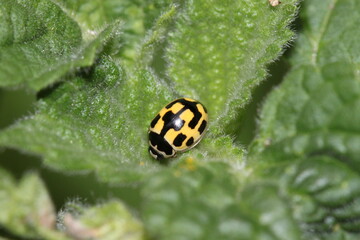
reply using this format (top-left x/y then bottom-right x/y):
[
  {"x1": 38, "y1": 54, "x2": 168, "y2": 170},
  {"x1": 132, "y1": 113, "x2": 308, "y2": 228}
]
[{"x1": 1, "y1": 0, "x2": 359, "y2": 239}]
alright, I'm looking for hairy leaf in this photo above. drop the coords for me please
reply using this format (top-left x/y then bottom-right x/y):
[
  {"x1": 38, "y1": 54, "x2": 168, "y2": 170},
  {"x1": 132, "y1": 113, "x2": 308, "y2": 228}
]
[
  {"x1": 166, "y1": 0, "x2": 299, "y2": 130},
  {"x1": 0, "y1": 53, "x2": 244, "y2": 183},
  {"x1": 259, "y1": 156, "x2": 360, "y2": 239},
  {"x1": 59, "y1": 200, "x2": 143, "y2": 240},
  {"x1": 139, "y1": 3, "x2": 179, "y2": 69},
  {"x1": 141, "y1": 160, "x2": 301, "y2": 240},
  {"x1": 55, "y1": 0, "x2": 171, "y2": 31},
  {"x1": 250, "y1": 0, "x2": 360, "y2": 238},
  {"x1": 0, "y1": 168, "x2": 68, "y2": 239},
  {"x1": 1, "y1": 0, "x2": 349, "y2": 239},
  {"x1": 288, "y1": 157, "x2": 360, "y2": 237},
  {"x1": 55, "y1": 0, "x2": 173, "y2": 66},
  {"x1": 0, "y1": 56, "x2": 175, "y2": 183},
  {"x1": 0, "y1": 0, "x2": 120, "y2": 91},
  {"x1": 251, "y1": 0, "x2": 360, "y2": 160}
]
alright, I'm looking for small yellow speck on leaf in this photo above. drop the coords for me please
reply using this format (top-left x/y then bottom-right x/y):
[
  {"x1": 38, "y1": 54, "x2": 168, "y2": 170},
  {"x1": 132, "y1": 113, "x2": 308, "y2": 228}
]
[
  {"x1": 174, "y1": 170, "x2": 181, "y2": 177},
  {"x1": 181, "y1": 157, "x2": 196, "y2": 171}
]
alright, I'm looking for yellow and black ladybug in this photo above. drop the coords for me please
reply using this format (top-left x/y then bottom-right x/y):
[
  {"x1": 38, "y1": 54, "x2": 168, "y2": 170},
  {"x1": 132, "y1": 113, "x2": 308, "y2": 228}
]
[{"x1": 148, "y1": 98, "x2": 208, "y2": 160}]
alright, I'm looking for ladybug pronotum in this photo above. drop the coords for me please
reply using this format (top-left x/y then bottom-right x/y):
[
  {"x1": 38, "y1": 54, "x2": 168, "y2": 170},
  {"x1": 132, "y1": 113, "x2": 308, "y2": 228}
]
[{"x1": 148, "y1": 98, "x2": 208, "y2": 160}]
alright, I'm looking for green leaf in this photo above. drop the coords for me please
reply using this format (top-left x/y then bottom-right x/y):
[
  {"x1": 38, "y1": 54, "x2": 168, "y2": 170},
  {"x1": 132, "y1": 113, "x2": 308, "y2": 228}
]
[
  {"x1": 165, "y1": 0, "x2": 299, "y2": 129},
  {"x1": 249, "y1": 0, "x2": 360, "y2": 238},
  {"x1": 261, "y1": 156, "x2": 360, "y2": 239},
  {"x1": 55, "y1": 0, "x2": 171, "y2": 31},
  {"x1": 4, "y1": 0, "x2": 357, "y2": 239},
  {"x1": 0, "y1": 56, "x2": 175, "y2": 183},
  {"x1": 238, "y1": 183, "x2": 301, "y2": 240},
  {"x1": 55, "y1": 0, "x2": 173, "y2": 66},
  {"x1": 0, "y1": 168, "x2": 69, "y2": 239},
  {"x1": 0, "y1": 0, "x2": 120, "y2": 91},
  {"x1": 250, "y1": 0, "x2": 360, "y2": 169},
  {"x1": 0, "y1": 47, "x2": 244, "y2": 184},
  {"x1": 289, "y1": 157, "x2": 360, "y2": 237},
  {"x1": 139, "y1": 3, "x2": 179, "y2": 69},
  {"x1": 0, "y1": 0, "x2": 301, "y2": 183},
  {"x1": 59, "y1": 200, "x2": 144, "y2": 240},
  {"x1": 141, "y1": 161, "x2": 301, "y2": 240}
]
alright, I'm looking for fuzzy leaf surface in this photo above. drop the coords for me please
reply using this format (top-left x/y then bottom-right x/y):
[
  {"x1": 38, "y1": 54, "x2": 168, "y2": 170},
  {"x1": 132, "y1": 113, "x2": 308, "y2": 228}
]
[
  {"x1": 0, "y1": 56, "x2": 176, "y2": 183},
  {"x1": 141, "y1": 160, "x2": 301, "y2": 240},
  {"x1": 250, "y1": 0, "x2": 360, "y2": 238},
  {"x1": 55, "y1": 0, "x2": 171, "y2": 31},
  {"x1": 55, "y1": 0, "x2": 173, "y2": 66},
  {"x1": 0, "y1": 0, "x2": 120, "y2": 91},
  {"x1": 0, "y1": 56, "x2": 243, "y2": 184},
  {"x1": 0, "y1": 168, "x2": 69, "y2": 239},
  {"x1": 166, "y1": 0, "x2": 299, "y2": 129},
  {"x1": 59, "y1": 200, "x2": 144, "y2": 240},
  {"x1": 283, "y1": 157, "x2": 360, "y2": 239}
]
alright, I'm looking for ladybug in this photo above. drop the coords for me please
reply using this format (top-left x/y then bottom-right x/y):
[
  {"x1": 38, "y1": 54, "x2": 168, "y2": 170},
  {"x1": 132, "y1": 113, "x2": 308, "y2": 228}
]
[{"x1": 148, "y1": 98, "x2": 208, "y2": 160}]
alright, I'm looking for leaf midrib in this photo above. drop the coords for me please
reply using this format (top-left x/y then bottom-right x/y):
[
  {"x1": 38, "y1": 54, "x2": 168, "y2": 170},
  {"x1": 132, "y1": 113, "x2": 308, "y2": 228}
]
[{"x1": 310, "y1": 0, "x2": 338, "y2": 66}]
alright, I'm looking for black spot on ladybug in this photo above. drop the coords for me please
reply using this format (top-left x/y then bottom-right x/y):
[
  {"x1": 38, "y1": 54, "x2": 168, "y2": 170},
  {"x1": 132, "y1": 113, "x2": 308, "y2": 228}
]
[
  {"x1": 160, "y1": 110, "x2": 186, "y2": 135},
  {"x1": 173, "y1": 133, "x2": 187, "y2": 147},
  {"x1": 165, "y1": 100, "x2": 179, "y2": 109},
  {"x1": 149, "y1": 131, "x2": 174, "y2": 155},
  {"x1": 186, "y1": 137, "x2": 194, "y2": 146},
  {"x1": 185, "y1": 103, "x2": 202, "y2": 129},
  {"x1": 203, "y1": 105, "x2": 208, "y2": 113},
  {"x1": 149, "y1": 146, "x2": 164, "y2": 159},
  {"x1": 151, "y1": 114, "x2": 160, "y2": 128},
  {"x1": 198, "y1": 120, "x2": 207, "y2": 134}
]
